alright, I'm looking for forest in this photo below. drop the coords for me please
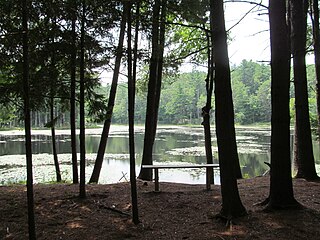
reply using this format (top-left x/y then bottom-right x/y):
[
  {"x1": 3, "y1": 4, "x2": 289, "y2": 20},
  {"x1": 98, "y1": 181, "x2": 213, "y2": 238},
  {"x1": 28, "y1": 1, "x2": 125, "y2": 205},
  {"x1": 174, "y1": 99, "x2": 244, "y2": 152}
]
[
  {"x1": 110, "y1": 61, "x2": 318, "y2": 125},
  {"x1": 1, "y1": 0, "x2": 320, "y2": 239},
  {"x1": 1, "y1": 60, "x2": 317, "y2": 127}
]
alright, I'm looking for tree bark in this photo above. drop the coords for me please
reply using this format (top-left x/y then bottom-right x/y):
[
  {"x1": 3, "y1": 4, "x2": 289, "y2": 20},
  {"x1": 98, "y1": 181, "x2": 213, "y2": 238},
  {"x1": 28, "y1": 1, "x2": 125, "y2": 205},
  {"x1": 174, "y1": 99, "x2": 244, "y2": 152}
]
[
  {"x1": 50, "y1": 98, "x2": 61, "y2": 182},
  {"x1": 138, "y1": 0, "x2": 164, "y2": 180},
  {"x1": 310, "y1": 0, "x2": 320, "y2": 168},
  {"x1": 49, "y1": 22, "x2": 61, "y2": 183},
  {"x1": 211, "y1": 0, "x2": 247, "y2": 219},
  {"x1": 202, "y1": 29, "x2": 214, "y2": 185},
  {"x1": 22, "y1": 0, "x2": 36, "y2": 238},
  {"x1": 266, "y1": 0, "x2": 300, "y2": 209},
  {"x1": 70, "y1": 0, "x2": 79, "y2": 184},
  {"x1": 291, "y1": 0, "x2": 319, "y2": 180},
  {"x1": 89, "y1": 3, "x2": 127, "y2": 183},
  {"x1": 127, "y1": 1, "x2": 139, "y2": 224},
  {"x1": 152, "y1": 0, "x2": 167, "y2": 141},
  {"x1": 79, "y1": 0, "x2": 86, "y2": 198}
]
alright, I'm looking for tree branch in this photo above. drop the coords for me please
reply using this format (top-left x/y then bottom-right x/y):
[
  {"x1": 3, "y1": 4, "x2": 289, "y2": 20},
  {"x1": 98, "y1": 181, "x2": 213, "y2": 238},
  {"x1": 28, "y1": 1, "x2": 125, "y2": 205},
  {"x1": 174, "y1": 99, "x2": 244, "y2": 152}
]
[
  {"x1": 170, "y1": 46, "x2": 209, "y2": 63},
  {"x1": 165, "y1": 21, "x2": 209, "y2": 33},
  {"x1": 224, "y1": 0, "x2": 268, "y2": 9},
  {"x1": 227, "y1": 3, "x2": 259, "y2": 32}
]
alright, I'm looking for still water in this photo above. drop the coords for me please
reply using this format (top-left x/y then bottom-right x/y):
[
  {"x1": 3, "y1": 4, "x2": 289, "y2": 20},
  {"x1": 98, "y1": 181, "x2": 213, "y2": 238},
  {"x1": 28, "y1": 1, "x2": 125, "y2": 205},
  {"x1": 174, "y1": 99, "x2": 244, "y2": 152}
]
[{"x1": 0, "y1": 125, "x2": 319, "y2": 185}]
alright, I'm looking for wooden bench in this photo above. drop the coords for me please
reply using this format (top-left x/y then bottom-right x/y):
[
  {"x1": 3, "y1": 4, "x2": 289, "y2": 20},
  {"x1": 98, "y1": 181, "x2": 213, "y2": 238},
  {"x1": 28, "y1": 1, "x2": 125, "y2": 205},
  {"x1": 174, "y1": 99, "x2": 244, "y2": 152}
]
[{"x1": 141, "y1": 164, "x2": 220, "y2": 192}]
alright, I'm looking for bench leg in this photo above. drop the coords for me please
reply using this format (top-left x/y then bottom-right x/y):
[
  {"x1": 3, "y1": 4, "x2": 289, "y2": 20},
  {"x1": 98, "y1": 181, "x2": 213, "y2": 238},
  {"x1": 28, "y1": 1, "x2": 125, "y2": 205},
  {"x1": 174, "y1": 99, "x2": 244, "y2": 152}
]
[{"x1": 154, "y1": 169, "x2": 159, "y2": 192}]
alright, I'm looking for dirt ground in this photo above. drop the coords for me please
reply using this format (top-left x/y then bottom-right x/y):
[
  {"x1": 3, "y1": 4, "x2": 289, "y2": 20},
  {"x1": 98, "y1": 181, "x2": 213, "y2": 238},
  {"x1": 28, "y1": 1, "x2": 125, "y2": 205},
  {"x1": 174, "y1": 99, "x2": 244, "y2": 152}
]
[{"x1": 1, "y1": 176, "x2": 320, "y2": 240}]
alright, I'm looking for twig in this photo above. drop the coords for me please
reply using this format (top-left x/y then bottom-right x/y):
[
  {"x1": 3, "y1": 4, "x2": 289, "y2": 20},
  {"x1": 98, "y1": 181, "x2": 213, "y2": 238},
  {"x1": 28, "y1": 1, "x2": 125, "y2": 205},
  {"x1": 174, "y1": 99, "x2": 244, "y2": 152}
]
[{"x1": 98, "y1": 203, "x2": 131, "y2": 217}]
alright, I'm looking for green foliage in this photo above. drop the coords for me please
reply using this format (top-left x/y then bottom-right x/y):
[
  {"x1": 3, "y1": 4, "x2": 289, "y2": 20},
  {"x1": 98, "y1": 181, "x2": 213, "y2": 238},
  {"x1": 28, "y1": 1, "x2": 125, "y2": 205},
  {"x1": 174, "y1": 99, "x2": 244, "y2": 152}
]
[
  {"x1": 0, "y1": 0, "x2": 121, "y2": 127},
  {"x1": 0, "y1": 0, "x2": 318, "y2": 131},
  {"x1": 0, "y1": 104, "x2": 16, "y2": 127},
  {"x1": 231, "y1": 60, "x2": 271, "y2": 124}
]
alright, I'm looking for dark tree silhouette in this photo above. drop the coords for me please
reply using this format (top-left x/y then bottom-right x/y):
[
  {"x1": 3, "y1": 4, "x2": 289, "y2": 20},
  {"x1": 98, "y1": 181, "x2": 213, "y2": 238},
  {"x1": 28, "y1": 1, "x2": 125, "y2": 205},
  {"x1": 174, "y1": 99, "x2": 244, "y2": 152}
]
[
  {"x1": 89, "y1": 3, "x2": 127, "y2": 183},
  {"x1": 139, "y1": 0, "x2": 167, "y2": 180},
  {"x1": 79, "y1": 0, "x2": 86, "y2": 198},
  {"x1": 211, "y1": 0, "x2": 247, "y2": 219},
  {"x1": 127, "y1": 1, "x2": 139, "y2": 224},
  {"x1": 310, "y1": 0, "x2": 320, "y2": 162},
  {"x1": 202, "y1": 29, "x2": 215, "y2": 184},
  {"x1": 22, "y1": 0, "x2": 36, "y2": 238},
  {"x1": 48, "y1": 23, "x2": 61, "y2": 182},
  {"x1": 49, "y1": 97, "x2": 61, "y2": 182},
  {"x1": 291, "y1": 0, "x2": 319, "y2": 180},
  {"x1": 266, "y1": 0, "x2": 300, "y2": 209},
  {"x1": 69, "y1": 0, "x2": 79, "y2": 184}
]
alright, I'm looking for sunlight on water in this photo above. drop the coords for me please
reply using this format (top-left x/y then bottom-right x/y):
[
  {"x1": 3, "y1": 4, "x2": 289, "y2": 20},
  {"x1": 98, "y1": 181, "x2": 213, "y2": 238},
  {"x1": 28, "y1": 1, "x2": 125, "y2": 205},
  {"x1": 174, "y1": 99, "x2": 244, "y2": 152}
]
[{"x1": 0, "y1": 126, "x2": 319, "y2": 185}]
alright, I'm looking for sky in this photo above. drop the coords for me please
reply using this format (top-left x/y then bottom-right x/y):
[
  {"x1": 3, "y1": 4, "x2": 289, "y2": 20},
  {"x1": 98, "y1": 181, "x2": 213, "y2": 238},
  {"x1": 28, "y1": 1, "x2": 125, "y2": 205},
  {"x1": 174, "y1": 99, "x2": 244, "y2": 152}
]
[
  {"x1": 100, "y1": 0, "x2": 314, "y2": 84},
  {"x1": 101, "y1": 2, "x2": 271, "y2": 84},
  {"x1": 171, "y1": 1, "x2": 270, "y2": 74},
  {"x1": 224, "y1": 1, "x2": 270, "y2": 65}
]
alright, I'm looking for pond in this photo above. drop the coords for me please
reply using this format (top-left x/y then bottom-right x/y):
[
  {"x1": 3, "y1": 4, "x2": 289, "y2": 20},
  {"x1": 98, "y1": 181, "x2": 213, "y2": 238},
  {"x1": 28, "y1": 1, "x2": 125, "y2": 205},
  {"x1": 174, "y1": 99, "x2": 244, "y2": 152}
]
[{"x1": 0, "y1": 125, "x2": 319, "y2": 185}]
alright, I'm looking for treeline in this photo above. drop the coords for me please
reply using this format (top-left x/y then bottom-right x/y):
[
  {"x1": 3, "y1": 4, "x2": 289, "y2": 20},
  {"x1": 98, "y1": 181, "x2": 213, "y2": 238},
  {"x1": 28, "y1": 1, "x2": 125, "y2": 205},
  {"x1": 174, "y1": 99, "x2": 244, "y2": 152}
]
[
  {"x1": 109, "y1": 60, "x2": 317, "y2": 126},
  {"x1": 1, "y1": 59, "x2": 317, "y2": 128}
]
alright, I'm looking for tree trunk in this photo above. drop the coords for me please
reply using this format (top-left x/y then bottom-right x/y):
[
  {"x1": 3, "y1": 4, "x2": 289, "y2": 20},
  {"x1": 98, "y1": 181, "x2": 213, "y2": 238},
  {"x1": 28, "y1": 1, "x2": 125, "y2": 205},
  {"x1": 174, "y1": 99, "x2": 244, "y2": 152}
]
[
  {"x1": 89, "y1": 3, "x2": 127, "y2": 183},
  {"x1": 22, "y1": 0, "x2": 36, "y2": 238},
  {"x1": 152, "y1": 0, "x2": 167, "y2": 141},
  {"x1": 202, "y1": 30, "x2": 214, "y2": 184},
  {"x1": 291, "y1": 0, "x2": 319, "y2": 180},
  {"x1": 211, "y1": 0, "x2": 247, "y2": 219},
  {"x1": 79, "y1": 0, "x2": 86, "y2": 198},
  {"x1": 127, "y1": 1, "x2": 139, "y2": 224},
  {"x1": 267, "y1": 0, "x2": 300, "y2": 209},
  {"x1": 49, "y1": 21, "x2": 62, "y2": 183},
  {"x1": 50, "y1": 98, "x2": 61, "y2": 182},
  {"x1": 138, "y1": 0, "x2": 162, "y2": 180},
  {"x1": 311, "y1": 0, "x2": 320, "y2": 165},
  {"x1": 70, "y1": 0, "x2": 79, "y2": 184}
]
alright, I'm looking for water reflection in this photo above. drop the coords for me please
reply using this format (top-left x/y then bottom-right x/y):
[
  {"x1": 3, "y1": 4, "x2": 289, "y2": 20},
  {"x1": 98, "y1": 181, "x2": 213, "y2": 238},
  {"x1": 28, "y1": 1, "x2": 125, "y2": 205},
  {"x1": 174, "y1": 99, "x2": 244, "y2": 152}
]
[{"x1": 0, "y1": 126, "x2": 319, "y2": 185}]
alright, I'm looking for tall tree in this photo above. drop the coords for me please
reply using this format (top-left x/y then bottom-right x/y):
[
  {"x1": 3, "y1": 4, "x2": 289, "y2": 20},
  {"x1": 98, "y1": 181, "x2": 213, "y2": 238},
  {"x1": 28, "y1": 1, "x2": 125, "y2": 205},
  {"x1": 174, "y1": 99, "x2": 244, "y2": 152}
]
[
  {"x1": 211, "y1": 0, "x2": 246, "y2": 219},
  {"x1": 22, "y1": 0, "x2": 36, "y2": 238},
  {"x1": 291, "y1": 0, "x2": 319, "y2": 180},
  {"x1": 138, "y1": 0, "x2": 166, "y2": 180},
  {"x1": 266, "y1": 0, "x2": 300, "y2": 209},
  {"x1": 79, "y1": 0, "x2": 86, "y2": 198},
  {"x1": 69, "y1": 0, "x2": 79, "y2": 184},
  {"x1": 201, "y1": 28, "x2": 215, "y2": 185},
  {"x1": 89, "y1": 3, "x2": 127, "y2": 183},
  {"x1": 310, "y1": 0, "x2": 320, "y2": 153},
  {"x1": 127, "y1": 1, "x2": 139, "y2": 224},
  {"x1": 48, "y1": 18, "x2": 61, "y2": 183},
  {"x1": 48, "y1": 97, "x2": 62, "y2": 182}
]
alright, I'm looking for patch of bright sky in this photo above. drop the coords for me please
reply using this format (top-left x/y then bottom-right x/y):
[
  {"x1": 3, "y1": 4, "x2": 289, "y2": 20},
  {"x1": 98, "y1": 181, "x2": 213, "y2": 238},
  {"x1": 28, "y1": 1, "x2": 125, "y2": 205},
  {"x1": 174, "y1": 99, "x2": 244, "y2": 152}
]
[
  {"x1": 225, "y1": 0, "x2": 314, "y2": 66},
  {"x1": 224, "y1": 0, "x2": 270, "y2": 66},
  {"x1": 100, "y1": 0, "x2": 314, "y2": 84}
]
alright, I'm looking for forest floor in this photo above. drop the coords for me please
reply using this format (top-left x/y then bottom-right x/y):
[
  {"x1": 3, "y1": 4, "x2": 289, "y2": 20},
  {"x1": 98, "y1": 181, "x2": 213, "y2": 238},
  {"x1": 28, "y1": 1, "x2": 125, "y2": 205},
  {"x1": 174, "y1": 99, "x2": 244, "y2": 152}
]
[{"x1": 1, "y1": 176, "x2": 320, "y2": 240}]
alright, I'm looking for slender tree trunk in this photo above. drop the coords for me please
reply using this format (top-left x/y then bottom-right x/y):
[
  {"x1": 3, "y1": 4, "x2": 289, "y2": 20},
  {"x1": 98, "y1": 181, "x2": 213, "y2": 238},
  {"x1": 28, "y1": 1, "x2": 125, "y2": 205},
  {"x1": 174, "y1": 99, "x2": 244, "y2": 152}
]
[
  {"x1": 70, "y1": 0, "x2": 79, "y2": 184},
  {"x1": 310, "y1": 0, "x2": 320, "y2": 160},
  {"x1": 22, "y1": 0, "x2": 36, "y2": 238},
  {"x1": 211, "y1": 0, "x2": 247, "y2": 219},
  {"x1": 202, "y1": 30, "x2": 214, "y2": 184},
  {"x1": 79, "y1": 0, "x2": 86, "y2": 198},
  {"x1": 50, "y1": 98, "x2": 61, "y2": 182},
  {"x1": 49, "y1": 22, "x2": 61, "y2": 183},
  {"x1": 89, "y1": 3, "x2": 127, "y2": 183},
  {"x1": 138, "y1": 0, "x2": 162, "y2": 180},
  {"x1": 266, "y1": 0, "x2": 300, "y2": 209},
  {"x1": 291, "y1": 0, "x2": 319, "y2": 180},
  {"x1": 127, "y1": 1, "x2": 139, "y2": 224},
  {"x1": 152, "y1": 0, "x2": 167, "y2": 141}
]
